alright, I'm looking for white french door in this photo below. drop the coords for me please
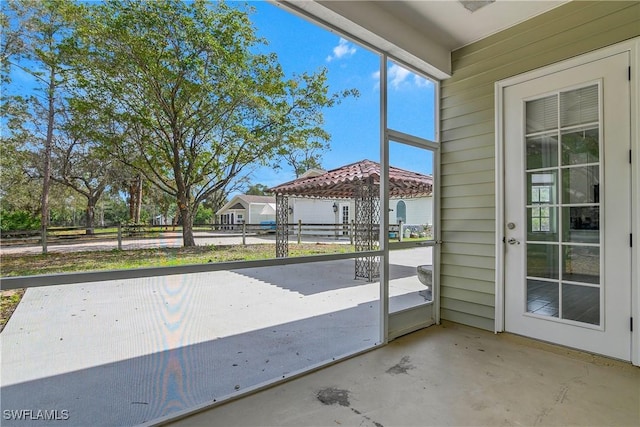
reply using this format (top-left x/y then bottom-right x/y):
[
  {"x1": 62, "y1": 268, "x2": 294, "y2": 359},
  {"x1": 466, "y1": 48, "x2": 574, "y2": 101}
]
[{"x1": 503, "y1": 52, "x2": 632, "y2": 360}]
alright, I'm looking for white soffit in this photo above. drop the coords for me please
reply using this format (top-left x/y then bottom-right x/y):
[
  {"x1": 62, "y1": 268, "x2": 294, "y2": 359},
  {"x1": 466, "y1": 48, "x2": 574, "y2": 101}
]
[{"x1": 275, "y1": 0, "x2": 568, "y2": 80}]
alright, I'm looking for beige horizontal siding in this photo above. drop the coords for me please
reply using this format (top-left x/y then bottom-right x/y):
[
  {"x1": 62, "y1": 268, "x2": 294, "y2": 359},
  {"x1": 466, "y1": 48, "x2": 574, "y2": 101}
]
[
  {"x1": 437, "y1": 275, "x2": 495, "y2": 294},
  {"x1": 440, "y1": 182, "x2": 494, "y2": 198},
  {"x1": 441, "y1": 146, "x2": 494, "y2": 166},
  {"x1": 441, "y1": 208, "x2": 494, "y2": 221},
  {"x1": 441, "y1": 108, "x2": 494, "y2": 131},
  {"x1": 440, "y1": 170, "x2": 495, "y2": 187},
  {"x1": 442, "y1": 220, "x2": 494, "y2": 233},
  {"x1": 439, "y1": 0, "x2": 640, "y2": 331},
  {"x1": 440, "y1": 309, "x2": 495, "y2": 331},
  {"x1": 441, "y1": 287, "x2": 495, "y2": 307},
  {"x1": 440, "y1": 134, "x2": 494, "y2": 154},
  {"x1": 442, "y1": 231, "x2": 494, "y2": 245},
  {"x1": 441, "y1": 298, "x2": 495, "y2": 318},
  {"x1": 441, "y1": 195, "x2": 494, "y2": 209},
  {"x1": 442, "y1": 242, "x2": 495, "y2": 256},
  {"x1": 441, "y1": 253, "x2": 495, "y2": 270},
  {"x1": 441, "y1": 96, "x2": 494, "y2": 121},
  {"x1": 440, "y1": 158, "x2": 495, "y2": 176}
]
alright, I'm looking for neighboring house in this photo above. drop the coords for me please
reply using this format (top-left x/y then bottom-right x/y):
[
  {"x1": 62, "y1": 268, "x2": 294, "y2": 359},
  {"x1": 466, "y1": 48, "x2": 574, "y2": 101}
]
[
  {"x1": 275, "y1": 160, "x2": 434, "y2": 236},
  {"x1": 152, "y1": 215, "x2": 173, "y2": 226},
  {"x1": 215, "y1": 195, "x2": 276, "y2": 227}
]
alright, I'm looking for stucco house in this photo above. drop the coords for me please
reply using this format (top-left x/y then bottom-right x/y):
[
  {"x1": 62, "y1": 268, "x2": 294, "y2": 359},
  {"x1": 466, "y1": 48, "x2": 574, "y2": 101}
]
[
  {"x1": 275, "y1": 160, "x2": 434, "y2": 237},
  {"x1": 218, "y1": 161, "x2": 434, "y2": 236}
]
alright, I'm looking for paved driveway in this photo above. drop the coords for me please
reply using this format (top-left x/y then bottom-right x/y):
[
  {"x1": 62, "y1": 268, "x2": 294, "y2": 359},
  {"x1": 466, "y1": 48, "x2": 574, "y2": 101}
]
[{"x1": 0, "y1": 232, "x2": 352, "y2": 255}]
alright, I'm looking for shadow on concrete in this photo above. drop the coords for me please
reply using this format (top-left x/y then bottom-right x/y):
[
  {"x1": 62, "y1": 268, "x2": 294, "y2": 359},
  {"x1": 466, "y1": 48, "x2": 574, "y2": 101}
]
[
  {"x1": 233, "y1": 260, "x2": 419, "y2": 296},
  {"x1": 0, "y1": 301, "x2": 382, "y2": 427}
]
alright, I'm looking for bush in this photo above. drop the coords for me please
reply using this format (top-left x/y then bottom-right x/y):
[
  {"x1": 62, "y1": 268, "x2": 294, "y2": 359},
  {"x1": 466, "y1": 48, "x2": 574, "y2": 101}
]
[
  {"x1": 0, "y1": 209, "x2": 41, "y2": 231},
  {"x1": 195, "y1": 206, "x2": 213, "y2": 224}
]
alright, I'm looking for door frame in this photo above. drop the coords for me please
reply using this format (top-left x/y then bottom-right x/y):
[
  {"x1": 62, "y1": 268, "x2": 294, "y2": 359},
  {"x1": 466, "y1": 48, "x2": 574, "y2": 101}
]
[{"x1": 495, "y1": 38, "x2": 640, "y2": 365}]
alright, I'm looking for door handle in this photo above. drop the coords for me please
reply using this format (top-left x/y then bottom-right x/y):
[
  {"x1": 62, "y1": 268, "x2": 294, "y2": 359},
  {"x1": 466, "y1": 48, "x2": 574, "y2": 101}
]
[{"x1": 507, "y1": 238, "x2": 520, "y2": 245}]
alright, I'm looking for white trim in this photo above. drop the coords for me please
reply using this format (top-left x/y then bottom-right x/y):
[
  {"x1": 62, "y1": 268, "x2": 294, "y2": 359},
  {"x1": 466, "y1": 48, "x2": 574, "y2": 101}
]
[
  {"x1": 379, "y1": 53, "x2": 390, "y2": 344},
  {"x1": 387, "y1": 128, "x2": 439, "y2": 150},
  {"x1": 433, "y1": 147, "x2": 442, "y2": 325},
  {"x1": 494, "y1": 80, "x2": 506, "y2": 333},
  {"x1": 495, "y1": 37, "x2": 640, "y2": 365},
  {"x1": 631, "y1": 39, "x2": 640, "y2": 367}
]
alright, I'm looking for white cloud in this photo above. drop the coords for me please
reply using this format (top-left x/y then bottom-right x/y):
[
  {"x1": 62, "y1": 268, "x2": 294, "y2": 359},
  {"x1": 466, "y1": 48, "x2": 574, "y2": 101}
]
[
  {"x1": 388, "y1": 64, "x2": 410, "y2": 89},
  {"x1": 414, "y1": 74, "x2": 431, "y2": 88},
  {"x1": 371, "y1": 65, "x2": 432, "y2": 91},
  {"x1": 326, "y1": 38, "x2": 356, "y2": 62}
]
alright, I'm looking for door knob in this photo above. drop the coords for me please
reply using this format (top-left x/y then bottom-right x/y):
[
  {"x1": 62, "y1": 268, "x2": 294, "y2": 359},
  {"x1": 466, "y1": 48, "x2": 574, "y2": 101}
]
[{"x1": 507, "y1": 238, "x2": 520, "y2": 245}]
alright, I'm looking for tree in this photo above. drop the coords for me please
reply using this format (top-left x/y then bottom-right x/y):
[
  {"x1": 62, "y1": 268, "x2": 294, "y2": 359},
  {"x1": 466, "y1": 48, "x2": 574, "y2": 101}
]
[
  {"x1": 49, "y1": 108, "x2": 121, "y2": 233},
  {"x1": 71, "y1": 0, "x2": 356, "y2": 247},
  {"x1": 279, "y1": 139, "x2": 328, "y2": 178},
  {"x1": 246, "y1": 183, "x2": 270, "y2": 196},
  {"x1": 0, "y1": 95, "x2": 39, "y2": 217},
  {"x1": 0, "y1": 6, "x2": 25, "y2": 83},
  {"x1": 3, "y1": 0, "x2": 79, "y2": 232}
]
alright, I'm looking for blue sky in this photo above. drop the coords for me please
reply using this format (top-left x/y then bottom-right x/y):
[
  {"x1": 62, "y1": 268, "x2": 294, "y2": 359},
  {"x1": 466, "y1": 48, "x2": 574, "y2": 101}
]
[{"x1": 244, "y1": 1, "x2": 436, "y2": 189}]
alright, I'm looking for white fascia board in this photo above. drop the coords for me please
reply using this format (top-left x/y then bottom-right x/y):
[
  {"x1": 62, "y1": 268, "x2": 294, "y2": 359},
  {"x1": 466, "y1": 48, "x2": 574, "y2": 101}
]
[{"x1": 275, "y1": 0, "x2": 451, "y2": 80}]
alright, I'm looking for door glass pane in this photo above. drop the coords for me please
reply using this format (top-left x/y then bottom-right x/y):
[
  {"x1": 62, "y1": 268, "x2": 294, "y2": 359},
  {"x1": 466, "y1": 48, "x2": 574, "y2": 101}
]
[
  {"x1": 560, "y1": 84, "x2": 598, "y2": 127},
  {"x1": 527, "y1": 244, "x2": 559, "y2": 279},
  {"x1": 527, "y1": 134, "x2": 558, "y2": 169},
  {"x1": 563, "y1": 246, "x2": 599, "y2": 284},
  {"x1": 527, "y1": 171, "x2": 557, "y2": 204},
  {"x1": 527, "y1": 206, "x2": 558, "y2": 242},
  {"x1": 523, "y1": 83, "x2": 602, "y2": 326},
  {"x1": 562, "y1": 166, "x2": 599, "y2": 204},
  {"x1": 526, "y1": 95, "x2": 558, "y2": 133},
  {"x1": 562, "y1": 206, "x2": 599, "y2": 243},
  {"x1": 562, "y1": 284, "x2": 600, "y2": 325},
  {"x1": 561, "y1": 126, "x2": 599, "y2": 165},
  {"x1": 527, "y1": 280, "x2": 559, "y2": 317}
]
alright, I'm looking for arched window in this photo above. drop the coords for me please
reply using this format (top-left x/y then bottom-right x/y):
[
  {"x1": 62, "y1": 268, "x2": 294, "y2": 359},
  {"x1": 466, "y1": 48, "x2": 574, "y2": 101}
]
[{"x1": 396, "y1": 200, "x2": 407, "y2": 223}]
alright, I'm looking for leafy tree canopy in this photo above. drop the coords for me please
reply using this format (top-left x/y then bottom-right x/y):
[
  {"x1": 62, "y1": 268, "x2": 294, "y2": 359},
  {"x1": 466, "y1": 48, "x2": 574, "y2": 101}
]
[{"x1": 69, "y1": 0, "x2": 356, "y2": 246}]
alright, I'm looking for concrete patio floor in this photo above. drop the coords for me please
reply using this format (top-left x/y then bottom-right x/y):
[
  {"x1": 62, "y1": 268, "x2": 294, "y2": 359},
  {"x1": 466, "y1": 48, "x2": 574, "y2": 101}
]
[{"x1": 166, "y1": 321, "x2": 640, "y2": 427}]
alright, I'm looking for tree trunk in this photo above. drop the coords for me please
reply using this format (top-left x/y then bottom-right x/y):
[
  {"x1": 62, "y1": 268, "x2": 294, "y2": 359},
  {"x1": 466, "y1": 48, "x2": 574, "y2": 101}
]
[
  {"x1": 128, "y1": 180, "x2": 136, "y2": 222},
  {"x1": 128, "y1": 175, "x2": 143, "y2": 222},
  {"x1": 180, "y1": 206, "x2": 196, "y2": 246},
  {"x1": 85, "y1": 203, "x2": 95, "y2": 235},
  {"x1": 41, "y1": 68, "x2": 55, "y2": 230},
  {"x1": 135, "y1": 175, "x2": 143, "y2": 223}
]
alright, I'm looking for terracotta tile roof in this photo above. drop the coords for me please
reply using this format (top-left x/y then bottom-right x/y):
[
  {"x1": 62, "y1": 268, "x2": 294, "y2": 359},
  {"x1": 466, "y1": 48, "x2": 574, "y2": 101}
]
[{"x1": 270, "y1": 159, "x2": 432, "y2": 198}]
